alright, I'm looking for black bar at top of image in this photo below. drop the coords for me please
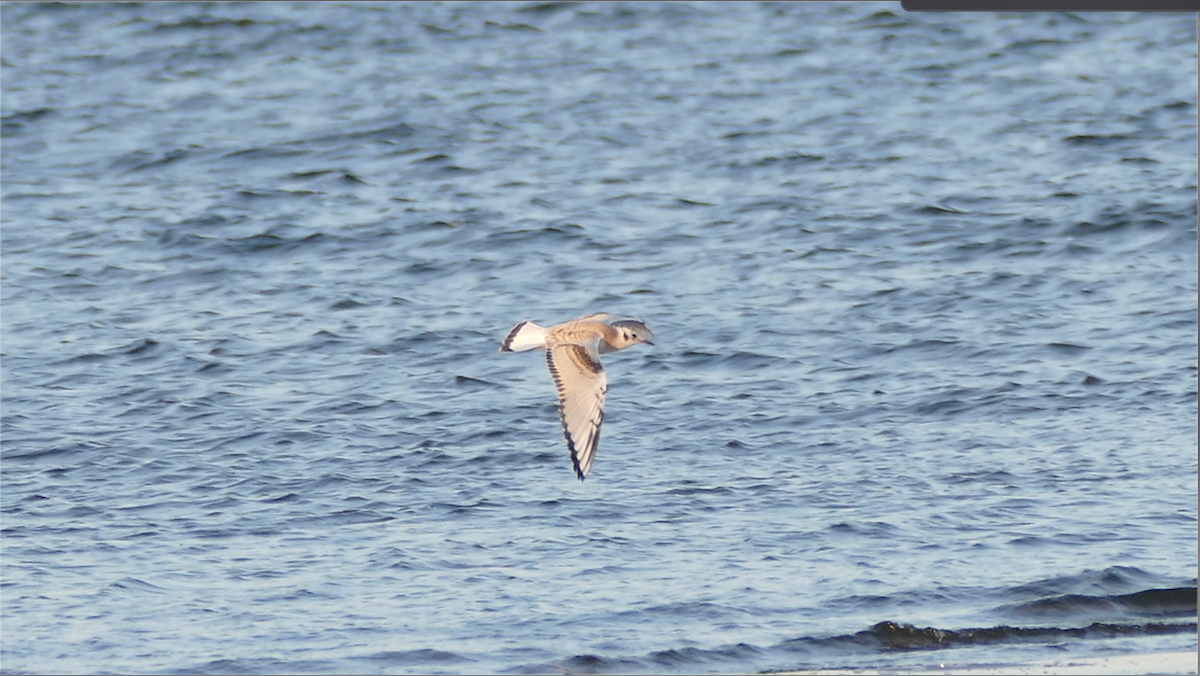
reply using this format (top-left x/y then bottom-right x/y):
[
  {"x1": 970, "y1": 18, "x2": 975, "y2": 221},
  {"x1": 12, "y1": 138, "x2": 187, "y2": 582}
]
[{"x1": 902, "y1": 0, "x2": 1198, "y2": 10}]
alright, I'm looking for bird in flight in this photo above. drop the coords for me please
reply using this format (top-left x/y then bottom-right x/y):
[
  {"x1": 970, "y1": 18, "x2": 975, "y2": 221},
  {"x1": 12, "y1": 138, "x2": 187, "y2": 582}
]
[{"x1": 500, "y1": 313, "x2": 655, "y2": 480}]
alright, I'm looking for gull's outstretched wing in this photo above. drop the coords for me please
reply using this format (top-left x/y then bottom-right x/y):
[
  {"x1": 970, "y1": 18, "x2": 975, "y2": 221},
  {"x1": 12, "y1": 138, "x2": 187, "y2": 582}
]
[{"x1": 545, "y1": 342, "x2": 608, "y2": 480}]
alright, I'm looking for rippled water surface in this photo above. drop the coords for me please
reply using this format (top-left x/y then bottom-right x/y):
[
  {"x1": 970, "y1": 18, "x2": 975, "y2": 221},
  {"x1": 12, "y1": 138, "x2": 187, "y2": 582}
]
[{"x1": 2, "y1": 3, "x2": 1197, "y2": 674}]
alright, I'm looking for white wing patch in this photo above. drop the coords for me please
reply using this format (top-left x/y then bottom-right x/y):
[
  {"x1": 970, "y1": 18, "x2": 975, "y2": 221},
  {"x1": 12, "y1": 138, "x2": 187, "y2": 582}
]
[{"x1": 546, "y1": 343, "x2": 608, "y2": 480}]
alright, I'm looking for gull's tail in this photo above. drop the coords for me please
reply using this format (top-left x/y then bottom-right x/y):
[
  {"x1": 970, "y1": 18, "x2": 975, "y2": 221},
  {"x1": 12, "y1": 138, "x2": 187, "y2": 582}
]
[{"x1": 500, "y1": 320, "x2": 548, "y2": 352}]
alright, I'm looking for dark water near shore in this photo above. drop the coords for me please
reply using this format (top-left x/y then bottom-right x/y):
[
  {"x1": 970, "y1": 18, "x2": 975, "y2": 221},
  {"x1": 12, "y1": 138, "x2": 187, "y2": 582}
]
[{"x1": 2, "y1": 2, "x2": 1196, "y2": 674}]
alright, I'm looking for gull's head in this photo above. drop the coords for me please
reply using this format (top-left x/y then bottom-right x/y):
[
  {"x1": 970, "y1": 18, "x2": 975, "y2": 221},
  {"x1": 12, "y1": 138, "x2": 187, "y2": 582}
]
[{"x1": 611, "y1": 319, "x2": 655, "y2": 349}]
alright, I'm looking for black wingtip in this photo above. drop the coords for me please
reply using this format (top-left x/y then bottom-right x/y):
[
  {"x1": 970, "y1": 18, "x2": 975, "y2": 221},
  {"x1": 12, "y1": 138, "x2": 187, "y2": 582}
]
[{"x1": 569, "y1": 443, "x2": 587, "y2": 481}]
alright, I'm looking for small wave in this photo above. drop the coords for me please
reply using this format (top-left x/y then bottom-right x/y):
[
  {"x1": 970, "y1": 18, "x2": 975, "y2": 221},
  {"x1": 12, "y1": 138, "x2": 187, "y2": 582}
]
[
  {"x1": 647, "y1": 642, "x2": 764, "y2": 668},
  {"x1": 1008, "y1": 565, "x2": 1193, "y2": 598},
  {"x1": 1, "y1": 106, "x2": 55, "y2": 135},
  {"x1": 483, "y1": 225, "x2": 588, "y2": 249},
  {"x1": 1063, "y1": 133, "x2": 1136, "y2": 146},
  {"x1": 511, "y1": 652, "x2": 647, "y2": 675},
  {"x1": 1, "y1": 439, "x2": 106, "y2": 462},
  {"x1": 664, "y1": 484, "x2": 734, "y2": 497},
  {"x1": 517, "y1": 617, "x2": 1197, "y2": 675},
  {"x1": 51, "y1": 337, "x2": 166, "y2": 366},
  {"x1": 345, "y1": 121, "x2": 417, "y2": 143},
  {"x1": 673, "y1": 349, "x2": 787, "y2": 370},
  {"x1": 290, "y1": 508, "x2": 395, "y2": 527},
  {"x1": 178, "y1": 657, "x2": 337, "y2": 675},
  {"x1": 914, "y1": 203, "x2": 970, "y2": 215},
  {"x1": 510, "y1": 571, "x2": 1199, "y2": 674},
  {"x1": 219, "y1": 230, "x2": 327, "y2": 255},
  {"x1": 151, "y1": 218, "x2": 329, "y2": 256},
  {"x1": 153, "y1": 16, "x2": 265, "y2": 32},
  {"x1": 830, "y1": 618, "x2": 1197, "y2": 653},
  {"x1": 723, "y1": 350, "x2": 787, "y2": 369},
  {"x1": 107, "y1": 577, "x2": 168, "y2": 594},
  {"x1": 1001, "y1": 586, "x2": 1198, "y2": 620},
  {"x1": 329, "y1": 297, "x2": 372, "y2": 310},
  {"x1": 883, "y1": 338, "x2": 962, "y2": 355},
  {"x1": 355, "y1": 648, "x2": 476, "y2": 667},
  {"x1": 111, "y1": 148, "x2": 192, "y2": 173},
  {"x1": 454, "y1": 374, "x2": 501, "y2": 389},
  {"x1": 222, "y1": 146, "x2": 307, "y2": 163},
  {"x1": 909, "y1": 392, "x2": 974, "y2": 417},
  {"x1": 120, "y1": 337, "x2": 160, "y2": 355}
]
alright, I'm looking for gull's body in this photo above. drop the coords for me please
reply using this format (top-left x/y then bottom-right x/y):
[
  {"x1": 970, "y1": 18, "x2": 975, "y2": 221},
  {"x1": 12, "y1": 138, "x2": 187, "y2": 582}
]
[{"x1": 500, "y1": 313, "x2": 655, "y2": 480}]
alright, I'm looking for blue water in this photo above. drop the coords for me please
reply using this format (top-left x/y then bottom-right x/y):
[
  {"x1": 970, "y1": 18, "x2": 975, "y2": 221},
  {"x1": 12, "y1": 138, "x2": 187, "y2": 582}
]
[{"x1": 2, "y1": 2, "x2": 1196, "y2": 674}]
